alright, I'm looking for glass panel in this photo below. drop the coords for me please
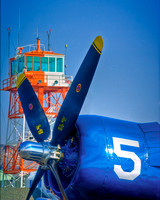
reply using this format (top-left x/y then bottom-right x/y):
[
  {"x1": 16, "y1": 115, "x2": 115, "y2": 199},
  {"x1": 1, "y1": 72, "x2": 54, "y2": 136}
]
[
  {"x1": 13, "y1": 60, "x2": 18, "y2": 74},
  {"x1": 18, "y1": 58, "x2": 20, "y2": 73},
  {"x1": 49, "y1": 57, "x2": 55, "y2": 72},
  {"x1": 18, "y1": 56, "x2": 24, "y2": 73},
  {"x1": 57, "y1": 58, "x2": 63, "y2": 72},
  {"x1": 27, "y1": 56, "x2": 33, "y2": 71},
  {"x1": 34, "y1": 57, "x2": 40, "y2": 71},
  {"x1": 41, "y1": 57, "x2": 48, "y2": 71},
  {"x1": 11, "y1": 61, "x2": 14, "y2": 75}
]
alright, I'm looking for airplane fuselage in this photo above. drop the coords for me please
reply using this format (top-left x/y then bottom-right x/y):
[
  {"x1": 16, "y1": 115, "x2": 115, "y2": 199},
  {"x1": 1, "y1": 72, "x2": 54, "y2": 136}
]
[{"x1": 45, "y1": 115, "x2": 160, "y2": 200}]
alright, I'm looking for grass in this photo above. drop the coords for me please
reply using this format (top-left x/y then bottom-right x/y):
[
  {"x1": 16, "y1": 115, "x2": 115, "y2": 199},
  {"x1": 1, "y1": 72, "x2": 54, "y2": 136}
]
[{"x1": 0, "y1": 187, "x2": 44, "y2": 200}]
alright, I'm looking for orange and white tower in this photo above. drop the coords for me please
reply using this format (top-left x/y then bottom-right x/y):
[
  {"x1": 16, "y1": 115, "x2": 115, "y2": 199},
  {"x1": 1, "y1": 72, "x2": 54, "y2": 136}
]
[{"x1": 2, "y1": 36, "x2": 72, "y2": 187}]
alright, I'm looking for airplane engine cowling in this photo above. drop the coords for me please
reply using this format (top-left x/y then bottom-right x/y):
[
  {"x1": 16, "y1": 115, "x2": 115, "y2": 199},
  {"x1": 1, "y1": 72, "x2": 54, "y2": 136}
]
[{"x1": 44, "y1": 115, "x2": 160, "y2": 200}]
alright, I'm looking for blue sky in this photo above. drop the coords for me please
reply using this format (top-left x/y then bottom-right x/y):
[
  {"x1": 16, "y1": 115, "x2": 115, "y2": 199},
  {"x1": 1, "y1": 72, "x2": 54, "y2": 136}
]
[{"x1": 1, "y1": 0, "x2": 160, "y2": 144}]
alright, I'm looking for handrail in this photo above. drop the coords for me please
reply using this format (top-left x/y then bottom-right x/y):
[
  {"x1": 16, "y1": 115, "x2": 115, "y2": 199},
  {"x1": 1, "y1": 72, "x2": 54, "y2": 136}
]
[
  {"x1": 2, "y1": 73, "x2": 73, "y2": 90},
  {"x1": 16, "y1": 43, "x2": 45, "y2": 53},
  {"x1": 2, "y1": 74, "x2": 19, "y2": 90}
]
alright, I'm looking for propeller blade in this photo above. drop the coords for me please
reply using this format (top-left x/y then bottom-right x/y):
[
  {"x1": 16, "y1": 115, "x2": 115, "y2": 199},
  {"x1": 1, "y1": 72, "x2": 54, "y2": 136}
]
[
  {"x1": 26, "y1": 167, "x2": 44, "y2": 200},
  {"x1": 43, "y1": 170, "x2": 50, "y2": 190},
  {"x1": 50, "y1": 36, "x2": 103, "y2": 146},
  {"x1": 17, "y1": 74, "x2": 50, "y2": 142},
  {"x1": 48, "y1": 160, "x2": 68, "y2": 200}
]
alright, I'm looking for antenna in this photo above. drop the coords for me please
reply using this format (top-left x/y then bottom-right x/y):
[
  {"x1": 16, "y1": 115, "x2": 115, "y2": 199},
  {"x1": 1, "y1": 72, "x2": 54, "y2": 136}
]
[
  {"x1": 37, "y1": 27, "x2": 39, "y2": 39},
  {"x1": 7, "y1": 27, "x2": 11, "y2": 59},
  {"x1": 18, "y1": 8, "x2": 20, "y2": 47},
  {"x1": 64, "y1": 44, "x2": 68, "y2": 75},
  {"x1": 7, "y1": 27, "x2": 11, "y2": 77},
  {"x1": 46, "y1": 29, "x2": 51, "y2": 51}
]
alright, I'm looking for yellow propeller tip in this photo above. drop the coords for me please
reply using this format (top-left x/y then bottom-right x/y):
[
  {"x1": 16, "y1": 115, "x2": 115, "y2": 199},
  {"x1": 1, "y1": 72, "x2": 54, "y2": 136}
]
[
  {"x1": 93, "y1": 36, "x2": 103, "y2": 54},
  {"x1": 16, "y1": 73, "x2": 27, "y2": 89}
]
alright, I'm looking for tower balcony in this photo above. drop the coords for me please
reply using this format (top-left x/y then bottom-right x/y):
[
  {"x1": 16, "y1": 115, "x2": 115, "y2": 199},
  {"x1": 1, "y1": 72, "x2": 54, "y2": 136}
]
[{"x1": 2, "y1": 71, "x2": 73, "y2": 91}]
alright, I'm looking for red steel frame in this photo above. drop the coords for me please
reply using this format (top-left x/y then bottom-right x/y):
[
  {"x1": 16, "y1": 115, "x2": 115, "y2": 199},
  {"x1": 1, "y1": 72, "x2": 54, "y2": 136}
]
[
  {"x1": 3, "y1": 144, "x2": 37, "y2": 174},
  {"x1": 2, "y1": 38, "x2": 71, "y2": 177},
  {"x1": 3, "y1": 80, "x2": 70, "y2": 175}
]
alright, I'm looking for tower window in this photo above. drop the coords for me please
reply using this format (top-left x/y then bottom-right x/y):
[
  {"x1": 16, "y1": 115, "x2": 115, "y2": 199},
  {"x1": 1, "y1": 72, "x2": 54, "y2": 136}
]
[
  {"x1": 57, "y1": 58, "x2": 63, "y2": 72},
  {"x1": 41, "y1": 57, "x2": 48, "y2": 71},
  {"x1": 18, "y1": 56, "x2": 24, "y2": 73},
  {"x1": 12, "y1": 60, "x2": 18, "y2": 75},
  {"x1": 49, "y1": 57, "x2": 55, "y2": 72},
  {"x1": 11, "y1": 61, "x2": 14, "y2": 75},
  {"x1": 27, "y1": 56, "x2": 33, "y2": 71},
  {"x1": 34, "y1": 57, "x2": 40, "y2": 71}
]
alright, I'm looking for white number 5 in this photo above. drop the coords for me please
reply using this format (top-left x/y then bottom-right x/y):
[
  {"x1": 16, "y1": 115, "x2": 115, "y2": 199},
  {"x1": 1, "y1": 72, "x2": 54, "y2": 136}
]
[{"x1": 113, "y1": 137, "x2": 141, "y2": 180}]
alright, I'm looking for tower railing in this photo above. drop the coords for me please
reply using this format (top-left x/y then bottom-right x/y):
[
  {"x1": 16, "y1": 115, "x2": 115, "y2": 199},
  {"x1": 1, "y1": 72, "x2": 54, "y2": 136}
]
[{"x1": 2, "y1": 72, "x2": 73, "y2": 91}]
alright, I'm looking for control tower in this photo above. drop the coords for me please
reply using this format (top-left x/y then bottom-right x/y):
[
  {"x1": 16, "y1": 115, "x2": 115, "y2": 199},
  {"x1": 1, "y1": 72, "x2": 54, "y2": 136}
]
[{"x1": 2, "y1": 37, "x2": 72, "y2": 187}]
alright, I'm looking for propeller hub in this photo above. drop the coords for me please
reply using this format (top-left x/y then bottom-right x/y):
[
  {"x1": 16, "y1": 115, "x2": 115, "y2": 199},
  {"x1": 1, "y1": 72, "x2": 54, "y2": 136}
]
[{"x1": 18, "y1": 141, "x2": 62, "y2": 166}]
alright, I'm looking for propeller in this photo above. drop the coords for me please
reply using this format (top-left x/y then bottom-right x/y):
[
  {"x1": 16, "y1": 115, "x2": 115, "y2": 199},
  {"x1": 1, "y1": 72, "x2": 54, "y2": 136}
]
[
  {"x1": 50, "y1": 36, "x2": 103, "y2": 146},
  {"x1": 17, "y1": 73, "x2": 50, "y2": 142},
  {"x1": 26, "y1": 167, "x2": 44, "y2": 200},
  {"x1": 17, "y1": 36, "x2": 103, "y2": 200}
]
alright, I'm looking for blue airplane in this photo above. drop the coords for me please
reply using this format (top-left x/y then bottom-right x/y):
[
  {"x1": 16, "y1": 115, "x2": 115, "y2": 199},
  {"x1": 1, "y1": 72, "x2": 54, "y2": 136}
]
[{"x1": 17, "y1": 36, "x2": 160, "y2": 200}]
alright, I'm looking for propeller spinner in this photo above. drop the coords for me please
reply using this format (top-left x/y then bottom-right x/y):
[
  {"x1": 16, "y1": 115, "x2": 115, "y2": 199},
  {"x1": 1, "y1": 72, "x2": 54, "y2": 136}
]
[{"x1": 18, "y1": 36, "x2": 103, "y2": 200}]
